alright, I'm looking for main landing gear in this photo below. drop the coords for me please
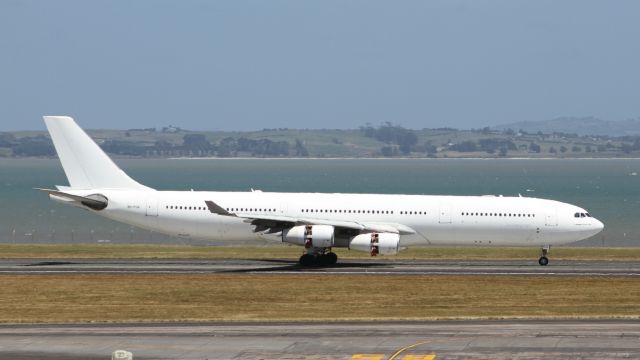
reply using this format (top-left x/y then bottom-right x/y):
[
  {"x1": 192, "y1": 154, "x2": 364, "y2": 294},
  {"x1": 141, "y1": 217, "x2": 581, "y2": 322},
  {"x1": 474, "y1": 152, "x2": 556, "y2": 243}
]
[
  {"x1": 538, "y1": 245, "x2": 550, "y2": 266},
  {"x1": 299, "y1": 249, "x2": 338, "y2": 267}
]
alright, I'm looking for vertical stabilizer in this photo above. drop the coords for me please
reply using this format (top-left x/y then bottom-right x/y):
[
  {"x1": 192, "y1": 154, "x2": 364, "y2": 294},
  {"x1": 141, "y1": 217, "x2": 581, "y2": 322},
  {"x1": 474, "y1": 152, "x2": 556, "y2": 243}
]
[{"x1": 43, "y1": 116, "x2": 152, "y2": 190}]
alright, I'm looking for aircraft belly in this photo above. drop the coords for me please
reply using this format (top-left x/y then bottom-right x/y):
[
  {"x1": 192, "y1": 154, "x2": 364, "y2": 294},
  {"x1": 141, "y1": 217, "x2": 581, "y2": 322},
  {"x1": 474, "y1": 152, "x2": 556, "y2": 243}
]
[{"x1": 425, "y1": 224, "x2": 539, "y2": 246}]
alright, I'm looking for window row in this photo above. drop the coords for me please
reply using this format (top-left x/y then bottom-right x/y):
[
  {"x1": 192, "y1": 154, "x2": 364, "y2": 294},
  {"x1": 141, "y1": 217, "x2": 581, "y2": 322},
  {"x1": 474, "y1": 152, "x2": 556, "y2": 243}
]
[
  {"x1": 300, "y1": 209, "x2": 429, "y2": 215},
  {"x1": 301, "y1": 209, "x2": 395, "y2": 215},
  {"x1": 166, "y1": 205, "x2": 207, "y2": 211},
  {"x1": 225, "y1": 208, "x2": 276, "y2": 213},
  {"x1": 166, "y1": 206, "x2": 278, "y2": 212},
  {"x1": 226, "y1": 208, "x2": 276, "y2": 213},
  {"x1": 461, "y1": 212, "x2": 535, "y2": 218}
]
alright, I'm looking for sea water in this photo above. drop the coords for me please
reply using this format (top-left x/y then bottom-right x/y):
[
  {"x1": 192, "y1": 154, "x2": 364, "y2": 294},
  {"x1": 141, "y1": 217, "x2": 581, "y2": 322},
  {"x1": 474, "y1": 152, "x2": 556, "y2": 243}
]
[{"x1": 1, "y1": 158, "x2": 638, "y2": 246}]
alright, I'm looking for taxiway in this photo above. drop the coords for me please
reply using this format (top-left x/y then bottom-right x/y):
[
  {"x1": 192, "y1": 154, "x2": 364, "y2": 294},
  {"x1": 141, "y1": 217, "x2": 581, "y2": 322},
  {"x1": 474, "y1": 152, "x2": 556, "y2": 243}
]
[{"x1": 1, "y1": 320, "x2": 639, "y2": 359}]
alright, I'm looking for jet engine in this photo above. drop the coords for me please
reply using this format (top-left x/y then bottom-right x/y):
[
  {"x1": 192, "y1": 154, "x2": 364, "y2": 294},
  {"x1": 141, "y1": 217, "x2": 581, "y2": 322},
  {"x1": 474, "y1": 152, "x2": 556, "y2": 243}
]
[
  {"x1": 349, "y1": 232, "x2": 400, "y2": 256},
  {"x1": 282, "y1": 225, "x2": 334, "y2": 248}
]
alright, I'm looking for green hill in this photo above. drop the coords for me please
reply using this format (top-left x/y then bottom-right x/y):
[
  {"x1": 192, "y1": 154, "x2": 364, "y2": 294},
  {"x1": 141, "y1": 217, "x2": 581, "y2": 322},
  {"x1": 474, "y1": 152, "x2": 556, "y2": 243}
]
[{"x1": 1, "y1": 124, "x2": 638, "y2": 158}]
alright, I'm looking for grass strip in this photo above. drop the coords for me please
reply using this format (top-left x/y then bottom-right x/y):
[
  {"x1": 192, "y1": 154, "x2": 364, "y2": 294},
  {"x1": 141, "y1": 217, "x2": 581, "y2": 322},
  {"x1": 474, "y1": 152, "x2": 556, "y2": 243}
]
[
  {"x1": 1, "y1": 244, "x2": 640, "y2": 261},
  {"x1": 1, "y1": 274, "x2": 639, "y2": 323}
]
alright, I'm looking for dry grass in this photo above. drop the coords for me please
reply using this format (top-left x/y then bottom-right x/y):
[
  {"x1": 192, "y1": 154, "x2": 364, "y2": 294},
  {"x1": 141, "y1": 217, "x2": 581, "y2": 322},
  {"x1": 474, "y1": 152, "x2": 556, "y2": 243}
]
[
  {"x1": 1, "y1": 274, "x2": 639, "y2": 323},
  {"x1": 2, "y1": 244, "x2": 640, "y2": 261}
]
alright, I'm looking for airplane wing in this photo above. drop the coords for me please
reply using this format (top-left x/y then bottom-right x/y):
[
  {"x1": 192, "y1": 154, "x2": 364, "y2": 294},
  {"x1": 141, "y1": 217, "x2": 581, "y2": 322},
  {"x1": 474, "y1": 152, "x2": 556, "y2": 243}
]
[{"x1": 204, "y1": 200, "x2": 416, "y2": 235}]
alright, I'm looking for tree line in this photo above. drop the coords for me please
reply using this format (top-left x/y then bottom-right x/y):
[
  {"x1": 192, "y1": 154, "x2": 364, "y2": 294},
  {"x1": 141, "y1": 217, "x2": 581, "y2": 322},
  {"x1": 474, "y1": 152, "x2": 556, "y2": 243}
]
[
  {"x1": 3, "y1": 124, "x2": 640, "y2": 158},
  {"x1": 0, "y1": 132, "x2": 307, "y2": 158}
]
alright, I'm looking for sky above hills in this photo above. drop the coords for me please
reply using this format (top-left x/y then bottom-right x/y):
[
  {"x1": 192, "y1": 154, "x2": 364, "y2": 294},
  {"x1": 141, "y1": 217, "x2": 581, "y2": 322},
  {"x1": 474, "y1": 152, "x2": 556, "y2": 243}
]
[{"x1": 1, "y1": 0, "x2": 639, "y2": 131}]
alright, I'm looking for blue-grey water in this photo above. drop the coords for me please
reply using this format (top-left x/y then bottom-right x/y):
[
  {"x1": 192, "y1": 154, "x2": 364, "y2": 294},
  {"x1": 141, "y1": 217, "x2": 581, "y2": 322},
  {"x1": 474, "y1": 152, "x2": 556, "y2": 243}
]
[{"x1": 1, "y1": 158, "x2": 639, "y2": 246}]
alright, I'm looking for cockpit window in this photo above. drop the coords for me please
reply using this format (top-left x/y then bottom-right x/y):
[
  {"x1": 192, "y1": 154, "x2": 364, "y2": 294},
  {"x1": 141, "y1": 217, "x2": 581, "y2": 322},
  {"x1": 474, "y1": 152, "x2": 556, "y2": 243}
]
[
  {"x1": 580, "y1": 213, "x2": 585, "y2": 217},
  {"x1": 575, "y1": 212, "x2": 580, "y2": 218},
  {"x1": 586, "y1": 213, "x2": 591, "y2": 217}
]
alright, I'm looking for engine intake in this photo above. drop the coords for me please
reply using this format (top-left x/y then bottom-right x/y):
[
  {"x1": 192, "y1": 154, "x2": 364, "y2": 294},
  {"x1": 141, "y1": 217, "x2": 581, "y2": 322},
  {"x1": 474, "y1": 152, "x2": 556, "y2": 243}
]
[
  {"x1": 349, "y1": 232, "x2": 400, "y2": 256},
  {"x1": 282, "y1": 225, "x2": 335, "y2": 248}
]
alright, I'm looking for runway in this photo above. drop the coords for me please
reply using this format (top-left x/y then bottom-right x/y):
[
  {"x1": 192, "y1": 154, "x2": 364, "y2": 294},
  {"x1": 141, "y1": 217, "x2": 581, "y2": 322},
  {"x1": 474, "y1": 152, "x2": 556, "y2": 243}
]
[
  {"x1": 1, "y1": 320, "x2": 639, "y2": 359},
  {"x1": 0, "y1": 258, "x2": 639, "y2": 276},
  {"x1": 1, "y1": 259, "x2": 639, "y2": 359}
]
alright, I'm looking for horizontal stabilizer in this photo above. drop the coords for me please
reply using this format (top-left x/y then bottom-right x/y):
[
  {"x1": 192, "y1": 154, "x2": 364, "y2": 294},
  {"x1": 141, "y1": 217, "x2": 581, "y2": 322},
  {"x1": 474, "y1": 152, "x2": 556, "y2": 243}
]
[{"x1": 35, "y1": 188, "x2": 108, "y2": 211}]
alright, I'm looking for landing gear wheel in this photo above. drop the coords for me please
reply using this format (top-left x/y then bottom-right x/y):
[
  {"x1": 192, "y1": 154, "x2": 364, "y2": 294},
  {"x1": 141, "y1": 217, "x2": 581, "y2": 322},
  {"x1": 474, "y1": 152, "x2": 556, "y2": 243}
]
[
  {"x1": 324, "y1": 252, "x2": 338, "y2": 265},
  {"x1": 538, "y1": 256, "x2": 549, "y2": 266},
  {"x1": 538, "y1": 245, "x2": 550, "y2": 266},
  {"x1": 299, "y1": 254, "x2": 316, "y2": 266},
  {"x1": 317, "y1": 254, "x2": 330, "y2": 266},
  {"x1": 317, "y1": 253, "x2": 337, "y2": 266}
]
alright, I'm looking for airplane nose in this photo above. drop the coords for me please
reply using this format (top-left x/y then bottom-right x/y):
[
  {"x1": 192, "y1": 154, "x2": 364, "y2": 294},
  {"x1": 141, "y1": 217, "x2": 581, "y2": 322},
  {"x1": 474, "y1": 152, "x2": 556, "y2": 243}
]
[{"x1": 593, "y1": 219, "x2": 604, "y2": 233}]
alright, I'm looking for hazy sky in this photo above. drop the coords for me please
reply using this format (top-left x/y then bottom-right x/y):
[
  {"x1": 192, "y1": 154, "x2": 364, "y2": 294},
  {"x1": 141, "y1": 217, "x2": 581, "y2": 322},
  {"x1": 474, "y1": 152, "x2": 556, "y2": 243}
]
[{"x1": 1, "y1": 0, "x2": 639, "y2": 131}]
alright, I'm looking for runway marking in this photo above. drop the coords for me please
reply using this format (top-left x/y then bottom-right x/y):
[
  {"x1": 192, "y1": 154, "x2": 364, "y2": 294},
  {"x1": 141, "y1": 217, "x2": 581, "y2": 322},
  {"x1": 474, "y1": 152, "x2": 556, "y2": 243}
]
[
  {"x1": 348, "y1": 355, "x2": 436, "y2": 360},
  {"x1": 350, "y1": 355, "x2": 385, "y2": 360},
  {"x1": 387, "y1": 340, "x2": 434, "y2": 360}
]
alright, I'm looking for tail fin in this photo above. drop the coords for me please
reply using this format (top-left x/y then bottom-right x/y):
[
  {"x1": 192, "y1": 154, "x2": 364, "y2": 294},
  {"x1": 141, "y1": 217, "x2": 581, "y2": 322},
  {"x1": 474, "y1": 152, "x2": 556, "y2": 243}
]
[{"x1": 43, "y1": 116, "x2": 152, "y2": 190}]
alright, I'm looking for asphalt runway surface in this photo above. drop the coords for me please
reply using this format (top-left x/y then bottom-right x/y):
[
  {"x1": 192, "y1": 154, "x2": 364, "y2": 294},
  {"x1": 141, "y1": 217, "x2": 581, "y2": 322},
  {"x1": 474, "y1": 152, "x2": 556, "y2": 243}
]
[
  {"x1": 2, "y1": 259, "x2": 639, "y2": 359},
  {"x1": 0, "y1": 258, "x2": 640, "y2": 276},
  {"x1": 1, "y1": 320, "x2": 639, "y2": 359}
]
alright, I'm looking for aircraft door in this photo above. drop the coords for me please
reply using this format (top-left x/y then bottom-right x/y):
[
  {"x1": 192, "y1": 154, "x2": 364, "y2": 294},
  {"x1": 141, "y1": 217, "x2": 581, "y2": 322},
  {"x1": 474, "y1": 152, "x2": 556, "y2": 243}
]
[
  {"x1": 279, "y1": 202, "x2": 288, "y2": 215},
  {"x1": 146, "y1": 198, "x2": 158, "y2": 217},
  {"x1": 545, "y1": 211, "x2": 558, "y2": 226},
  {"x1": 439, "y1": 203, "x2": 452, "y2": 224}
]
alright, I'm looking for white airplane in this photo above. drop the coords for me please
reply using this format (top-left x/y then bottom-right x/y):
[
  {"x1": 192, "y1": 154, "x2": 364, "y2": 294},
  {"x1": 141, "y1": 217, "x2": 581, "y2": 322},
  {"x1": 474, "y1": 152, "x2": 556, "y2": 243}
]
[{"x1": 39, "y1": 116, "x2": 604, "y2": 266}]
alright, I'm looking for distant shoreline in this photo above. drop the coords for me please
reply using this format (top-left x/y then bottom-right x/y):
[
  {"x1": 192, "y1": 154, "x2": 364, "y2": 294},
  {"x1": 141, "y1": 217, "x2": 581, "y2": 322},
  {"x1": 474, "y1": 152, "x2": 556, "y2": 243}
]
[
  {"x1": 4, "y1": 156, "x2": 640, "y2": 161},
  {"x1": 4, "y1": 125, "x2": 640, "y2": 159},
  {"x1": 167, "y1": 156, "x2": 640, "y2": 160}
]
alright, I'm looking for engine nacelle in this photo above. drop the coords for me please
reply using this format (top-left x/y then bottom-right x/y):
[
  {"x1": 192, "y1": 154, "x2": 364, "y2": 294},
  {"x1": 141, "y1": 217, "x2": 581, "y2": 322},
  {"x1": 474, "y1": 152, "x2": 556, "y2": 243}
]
[
  {"x1": 349, "y1": 232, "x2": 400, "y2": 256},
  {"x1": 282, "y1": 225, "x2": 335, "y2": 248}
]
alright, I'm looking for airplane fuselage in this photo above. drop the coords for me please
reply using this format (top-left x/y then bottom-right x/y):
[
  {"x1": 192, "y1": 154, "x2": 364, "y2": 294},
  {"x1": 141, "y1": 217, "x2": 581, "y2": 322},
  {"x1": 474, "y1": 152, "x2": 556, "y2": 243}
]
[{"x1": 64, "y1": 189, "x2": 604, "y2": 248}]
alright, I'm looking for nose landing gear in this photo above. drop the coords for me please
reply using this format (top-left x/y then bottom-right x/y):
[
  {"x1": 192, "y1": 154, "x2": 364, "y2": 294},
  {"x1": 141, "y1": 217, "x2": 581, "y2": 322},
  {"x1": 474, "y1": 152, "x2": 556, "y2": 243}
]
[{"x1": 538, "y1": 245, "x2": 550, "y2": 266}]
